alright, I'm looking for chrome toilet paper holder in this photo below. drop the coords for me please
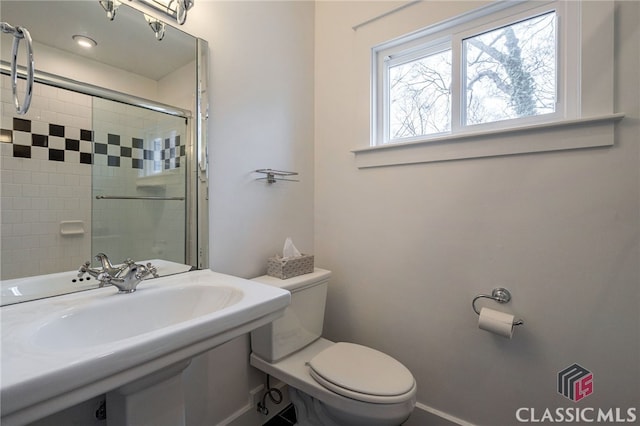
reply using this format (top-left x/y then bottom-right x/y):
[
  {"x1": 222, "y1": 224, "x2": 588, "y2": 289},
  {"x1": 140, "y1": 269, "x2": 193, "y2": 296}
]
[{"x1": 472, "y1": 288, "x2": 524, "y2": 326}]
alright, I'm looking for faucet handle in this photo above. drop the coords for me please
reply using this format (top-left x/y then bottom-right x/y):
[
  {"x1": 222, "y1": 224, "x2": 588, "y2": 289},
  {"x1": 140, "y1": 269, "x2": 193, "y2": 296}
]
[
  {"x1": 77, "y1": 261, "x2": 91, "y2": 278},
  {"x1": 133, "y1": 263, "x2": 158, "y2": 280},
  {"x1": 146, "y1": 262, "x2": 159, "y2": 278},
  {"x1": 96, "y1": 272, "x2": 113, "y2": 288}
]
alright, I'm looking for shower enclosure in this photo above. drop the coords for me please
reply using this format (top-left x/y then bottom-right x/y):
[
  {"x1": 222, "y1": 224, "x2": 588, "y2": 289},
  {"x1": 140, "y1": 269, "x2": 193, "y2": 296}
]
[
  {"x1": 91, "y1": 98, "x2": 187, "y2": 265},
  {"x1": 1, "y1": 72, "x2": 193, "y2": 278}
]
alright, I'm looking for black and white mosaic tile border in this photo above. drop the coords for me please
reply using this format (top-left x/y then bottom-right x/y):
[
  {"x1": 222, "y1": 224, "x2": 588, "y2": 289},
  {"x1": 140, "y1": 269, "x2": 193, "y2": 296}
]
[{"x1": 2, "y1": 117, "x2": 185, "y2": 170}]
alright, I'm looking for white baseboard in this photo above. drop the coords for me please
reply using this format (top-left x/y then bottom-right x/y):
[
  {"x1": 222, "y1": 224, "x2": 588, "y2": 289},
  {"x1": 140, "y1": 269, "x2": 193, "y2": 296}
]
[
  {"x1": 217, "y1": 386, "x2": 471, "y2": 426},
  {"x1": 403, "y1": 402, "x2": 476, "y2": 426}
]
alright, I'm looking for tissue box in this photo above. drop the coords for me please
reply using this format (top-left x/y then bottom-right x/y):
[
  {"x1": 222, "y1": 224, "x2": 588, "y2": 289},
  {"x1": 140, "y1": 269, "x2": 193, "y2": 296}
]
[{"x1": 267, "y1": 254, "x2": 314, "y2": 279}]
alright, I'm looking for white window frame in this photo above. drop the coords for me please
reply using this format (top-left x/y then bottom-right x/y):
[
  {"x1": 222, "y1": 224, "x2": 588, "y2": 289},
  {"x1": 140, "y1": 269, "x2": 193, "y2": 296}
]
[
  {"x1": 357, "y1": 0, "x2": 622, "y2": 168},
  {"x1": 383, "y1": 38, "x2": 453, "y2": 143}
]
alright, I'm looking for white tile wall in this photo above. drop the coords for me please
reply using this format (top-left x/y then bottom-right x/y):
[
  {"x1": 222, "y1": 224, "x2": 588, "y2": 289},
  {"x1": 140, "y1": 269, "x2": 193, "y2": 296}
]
[{"x1": 1, "y1": 76, "x2": 92, "y2": 279}]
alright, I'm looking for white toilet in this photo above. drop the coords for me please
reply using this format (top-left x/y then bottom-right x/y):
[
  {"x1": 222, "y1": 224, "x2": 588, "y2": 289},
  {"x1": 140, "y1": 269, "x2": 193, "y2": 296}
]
[{"x1": 250, "y1": 268, "x2": 416, "y2": 426}]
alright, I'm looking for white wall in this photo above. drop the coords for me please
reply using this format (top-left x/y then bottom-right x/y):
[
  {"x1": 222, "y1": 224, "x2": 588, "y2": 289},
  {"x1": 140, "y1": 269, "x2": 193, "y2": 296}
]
[
  {"x1": 315, "y1": 1, "x2": 639, "y2": 425},
  {"x1": 191, "y1": 1, "x2": 316, "y2": 279},
  {"x1": 179, "y1": 2, "x2": 316, "y2": 424},
  {"x1": 157, "y1": 60, "x2": 196, "y2": 113}
]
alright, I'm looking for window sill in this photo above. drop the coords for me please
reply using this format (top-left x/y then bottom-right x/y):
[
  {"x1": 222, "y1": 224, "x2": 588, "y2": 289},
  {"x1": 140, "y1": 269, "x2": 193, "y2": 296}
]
[{"x1": 352, "y1": 113, "x2": 625, "y2": 168}]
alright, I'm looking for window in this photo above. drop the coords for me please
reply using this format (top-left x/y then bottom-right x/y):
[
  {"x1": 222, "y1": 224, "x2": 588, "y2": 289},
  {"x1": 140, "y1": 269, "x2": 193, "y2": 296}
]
[
  {"x1": 359, "y1": 0, "x2": 620, "y2": 167},
  {"x1": 388, "y1": 44, "x2": 452, "y2": 140},
  {"x1": 463, "y1": 12, "x2": 556, "y2": 126},
  {"x1": 375, "y1": 3, "x2": 565, "y2": 146}
]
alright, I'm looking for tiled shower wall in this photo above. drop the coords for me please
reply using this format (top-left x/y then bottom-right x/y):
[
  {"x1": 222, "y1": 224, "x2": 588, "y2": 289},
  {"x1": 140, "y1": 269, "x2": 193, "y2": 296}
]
[
  {"x1": 1, "y1": 75, "x2": 92, "y2": 279},
  {"x1": 1, "y1": 76, "x2": 186, "y2": 280}
]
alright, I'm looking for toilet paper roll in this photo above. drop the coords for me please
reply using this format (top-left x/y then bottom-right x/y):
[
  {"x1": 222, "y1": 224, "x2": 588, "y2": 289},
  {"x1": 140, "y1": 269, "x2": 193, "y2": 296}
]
[{"x1": 478, "y1": 307, "x2": 515, "y2": 339}]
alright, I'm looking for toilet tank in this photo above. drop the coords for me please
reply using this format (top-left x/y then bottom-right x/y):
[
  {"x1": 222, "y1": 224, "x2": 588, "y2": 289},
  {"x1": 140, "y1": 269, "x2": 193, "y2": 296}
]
[{"x1": 250, "y1": 268, "x2": 331, "y2": 363}]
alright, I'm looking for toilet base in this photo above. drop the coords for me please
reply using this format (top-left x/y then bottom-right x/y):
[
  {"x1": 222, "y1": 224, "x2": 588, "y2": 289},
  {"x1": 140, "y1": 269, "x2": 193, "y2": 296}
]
[
  {"x1": 251, "y1": 339, "x2": 415, "y2": 426},
  {"x1": 289, "y1": 386, "x2": 412, "y2": 426},
  {"x1": 289, "y1": 386, "x2": 340, "y2": 426}
]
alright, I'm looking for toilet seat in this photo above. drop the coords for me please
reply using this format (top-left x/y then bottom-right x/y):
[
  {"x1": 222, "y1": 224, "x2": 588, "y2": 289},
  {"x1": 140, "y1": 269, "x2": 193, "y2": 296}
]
[{"x1": 307, "y1": 342, "x2": 416, "y2": 404}]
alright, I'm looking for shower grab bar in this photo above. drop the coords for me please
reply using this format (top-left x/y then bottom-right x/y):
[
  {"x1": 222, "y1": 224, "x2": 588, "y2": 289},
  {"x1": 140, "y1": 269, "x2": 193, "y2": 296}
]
[
  {"x1": 1, "y1": 22, "x2": 34, "y2": 115},
  {"x1": 96, "y1": 195, "x2": 185, "y2": 201}
]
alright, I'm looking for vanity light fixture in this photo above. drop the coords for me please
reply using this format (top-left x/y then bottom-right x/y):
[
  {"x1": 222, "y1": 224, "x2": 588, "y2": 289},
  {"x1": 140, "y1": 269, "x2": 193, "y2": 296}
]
[
  {"x1": 172, "y1": 0, "x2": 194, "y2": 25},
  {"x1": 143, "y1": 14, "x2": 165, "y2": 41},
  {"x1": 133, "y1": 0, "x2": 194, "y2": 25},
  {"x1": 72, "y1": 35, "x2": 97, "y2": 48},
  {"x1": 99, "y1": 0, "x2": 121, "y2": 21}
]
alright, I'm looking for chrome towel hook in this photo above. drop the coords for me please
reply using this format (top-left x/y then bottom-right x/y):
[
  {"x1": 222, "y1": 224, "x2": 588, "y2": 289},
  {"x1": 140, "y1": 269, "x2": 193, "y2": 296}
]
[
  {"x1": 472, "y1": 288, "x2": 524, "y2": 326},
  {"x1": 1, "y1": 22, "x2": 34, "y2": 115}
]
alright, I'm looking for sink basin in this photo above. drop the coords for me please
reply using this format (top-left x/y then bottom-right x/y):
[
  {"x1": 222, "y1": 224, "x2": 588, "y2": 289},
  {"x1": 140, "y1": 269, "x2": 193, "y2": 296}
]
[
  {"x1": 1, "y1": 269, "x2": 290, "y2": 426},
  {"x1": 35, "y1": 285, "x2": 244, "y2": 349}
]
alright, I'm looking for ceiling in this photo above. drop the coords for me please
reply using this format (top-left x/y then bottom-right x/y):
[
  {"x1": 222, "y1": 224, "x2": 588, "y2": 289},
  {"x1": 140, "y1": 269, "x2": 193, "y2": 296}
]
[{"x1": 1, "y1": 1, "x2": 196, "y2": 81}]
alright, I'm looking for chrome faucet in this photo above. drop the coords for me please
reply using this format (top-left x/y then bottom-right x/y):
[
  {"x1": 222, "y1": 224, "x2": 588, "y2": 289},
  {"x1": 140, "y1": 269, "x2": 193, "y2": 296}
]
[
  {"x1": 97, "y1": 262, "x2": 159, "y2": 293},
  {"x1": 86, "y1": 253, "x2": 132, "y2": 278},
  {"x1": 78, "y1": 254, "x2": 158, "y2": 293}
]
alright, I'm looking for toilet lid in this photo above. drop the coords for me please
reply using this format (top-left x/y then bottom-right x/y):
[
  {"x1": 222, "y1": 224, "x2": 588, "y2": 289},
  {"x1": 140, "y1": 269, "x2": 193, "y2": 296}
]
[{"x1": 308, "y1": 342, "x2": 415, "y2": 404}]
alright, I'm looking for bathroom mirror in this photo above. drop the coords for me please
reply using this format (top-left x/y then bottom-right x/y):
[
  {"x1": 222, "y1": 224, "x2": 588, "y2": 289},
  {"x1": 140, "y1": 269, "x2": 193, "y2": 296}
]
[{"x1": 0, "y1": 1, "x2": 209, "y2": 305}]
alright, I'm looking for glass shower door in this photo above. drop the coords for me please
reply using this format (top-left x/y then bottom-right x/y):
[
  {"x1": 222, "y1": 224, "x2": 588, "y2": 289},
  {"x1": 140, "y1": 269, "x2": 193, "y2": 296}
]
[{"x1": 91, "y1": 98, "x2": 187, "y2": 266}]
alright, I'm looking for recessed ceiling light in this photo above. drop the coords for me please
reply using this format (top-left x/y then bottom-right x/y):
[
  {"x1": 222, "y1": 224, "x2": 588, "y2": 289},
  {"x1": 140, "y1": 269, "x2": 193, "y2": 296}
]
[{"x1": 72, "y1": 35, "x2": 97, "y2": 48}]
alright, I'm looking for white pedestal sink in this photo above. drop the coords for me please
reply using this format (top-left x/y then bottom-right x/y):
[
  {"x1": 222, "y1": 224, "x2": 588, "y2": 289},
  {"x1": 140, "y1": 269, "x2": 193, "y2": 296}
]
[
  {"x1": 0, "y1": 270, "x2": 290, "y2": 426},
  {"x1": 105, "y1": 360, "x2": 192, "y2": 426}
]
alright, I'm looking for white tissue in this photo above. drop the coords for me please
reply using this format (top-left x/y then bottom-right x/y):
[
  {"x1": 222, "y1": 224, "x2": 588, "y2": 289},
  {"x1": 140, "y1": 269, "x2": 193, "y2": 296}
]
[{"x1": 282, "y1": 237, "x2": 302, "y2": 259}]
